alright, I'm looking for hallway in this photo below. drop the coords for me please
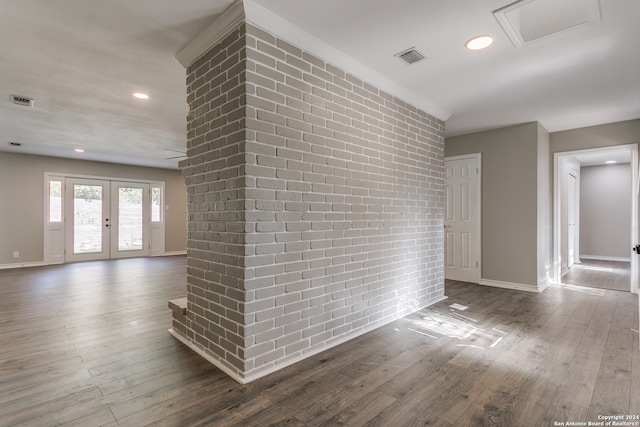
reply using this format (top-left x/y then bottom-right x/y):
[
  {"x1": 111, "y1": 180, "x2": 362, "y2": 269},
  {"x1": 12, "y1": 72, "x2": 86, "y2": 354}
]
[{"x1": 563, "y1": 259, "x2": 631, "y2": 292}]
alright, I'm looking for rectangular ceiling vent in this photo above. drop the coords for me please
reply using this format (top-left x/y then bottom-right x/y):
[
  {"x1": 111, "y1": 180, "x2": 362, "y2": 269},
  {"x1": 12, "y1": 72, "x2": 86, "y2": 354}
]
[
  {"x1": 395, "y1": 48, "x2": 426, "y2": 65},
  {"x1": 10, "y1": 95, "x2": 35, "y2": 107}
]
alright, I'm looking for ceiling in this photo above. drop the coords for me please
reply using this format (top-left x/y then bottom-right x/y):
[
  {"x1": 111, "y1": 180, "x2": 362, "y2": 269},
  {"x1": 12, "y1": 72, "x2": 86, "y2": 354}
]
[
  {"x1": 1, "y1": 0, "x2": 638, "y2": 169},
  {"x1": 573, "y1": 149, "x2": 631, "y2": 166}
]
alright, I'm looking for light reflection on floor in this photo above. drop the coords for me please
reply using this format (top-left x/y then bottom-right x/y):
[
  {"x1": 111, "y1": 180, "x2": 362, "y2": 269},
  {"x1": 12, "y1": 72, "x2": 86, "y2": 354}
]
[
  {"x1": 569, "y1": 264, "x2": 614, "y2": 273},
  {"x1": 400, "y1": 306, "x2": 507, "y2": 351},
  {"x1": 561, "y1": 283, "x2": 606, "y2": 296}
]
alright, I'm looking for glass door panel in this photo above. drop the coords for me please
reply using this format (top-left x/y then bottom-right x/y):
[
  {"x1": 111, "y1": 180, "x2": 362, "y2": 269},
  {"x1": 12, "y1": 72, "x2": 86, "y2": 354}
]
[
  {"x1": 65, "y1": 178, "x2": 110, "y2": 261},
  {"x1": 44, "y1": 175, "x2": 65, "y2": 263},
  {"x1": 110, "y1": 182, "x2": 149, "y2": 258},
  {"x1": 74, "y1": 184, "x2": 103, "y2": 253},
  {"x1": 118, "y1": 187, "x2": 143, "y2": 251}
]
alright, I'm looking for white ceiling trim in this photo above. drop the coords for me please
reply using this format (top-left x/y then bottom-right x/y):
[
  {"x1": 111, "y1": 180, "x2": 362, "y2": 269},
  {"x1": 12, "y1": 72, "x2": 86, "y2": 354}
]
[
  {"x1": 175, "y1": 0, "x2": 451, "y2": 121},
  {"x1": 244, "y1": 0, "x2": 451, "y2": 121},
  {"x1": 175, "y1": 0, "x2": 245, "y2": 68}
]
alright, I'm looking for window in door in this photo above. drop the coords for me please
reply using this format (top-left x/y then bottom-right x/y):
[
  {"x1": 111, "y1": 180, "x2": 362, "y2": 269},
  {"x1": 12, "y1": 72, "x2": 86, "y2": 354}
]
[
  {"x1": 73, "y1": 183, "x2": 106, "y2": 254},
  {"x1": 117, "y1": 186, "x2": 144, "y2": 251}
]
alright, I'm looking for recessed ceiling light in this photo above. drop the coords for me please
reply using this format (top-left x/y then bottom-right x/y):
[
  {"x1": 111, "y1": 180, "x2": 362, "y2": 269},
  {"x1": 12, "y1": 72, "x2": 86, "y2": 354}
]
[
  {"x1": 75, "y1": 148, "x2": 84, "y2": 153},
  {"x1": 465, "y1": 35, "x2": 494, "y2": 50},
  {"x1": 133, "y1": 92, "x2": 149, "y2": 99},
  {"x1": 605, "y1": 160, "x2": 616, "y2": 164}
]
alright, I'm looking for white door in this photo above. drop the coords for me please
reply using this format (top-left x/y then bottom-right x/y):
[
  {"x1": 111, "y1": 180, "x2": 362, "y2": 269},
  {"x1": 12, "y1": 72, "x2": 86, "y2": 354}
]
[
  {"x1": 567, "y1": 173, "x2": 577, "y2": 267},
  {"x1": 64, "y1": 179, "x2": 151, "y2": 261},
  {"x1": 445, "y1": 154, "x2": 481, "y2": 283},
  {"x1": 65, "y1": 178, "x2": 111, "y2": 262}
]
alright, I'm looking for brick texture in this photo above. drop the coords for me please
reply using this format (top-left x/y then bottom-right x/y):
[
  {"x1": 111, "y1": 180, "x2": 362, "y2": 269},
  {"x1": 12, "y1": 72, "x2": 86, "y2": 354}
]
[
  {"x1": 180, "y1": 24, "x2": 249, "y2": 377},
  {"x1": 179, "y1": 21, "x2": 445, "y2": 381}
]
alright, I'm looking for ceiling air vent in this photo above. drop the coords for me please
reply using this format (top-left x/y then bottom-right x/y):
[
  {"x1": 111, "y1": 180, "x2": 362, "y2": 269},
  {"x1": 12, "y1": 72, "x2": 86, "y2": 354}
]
[
  {"x1": 10, "y1": 95, "x2": 35, "y2": 107},
  {"x1": 395, "y1": 47, "x2": 426, "y2": 65}
]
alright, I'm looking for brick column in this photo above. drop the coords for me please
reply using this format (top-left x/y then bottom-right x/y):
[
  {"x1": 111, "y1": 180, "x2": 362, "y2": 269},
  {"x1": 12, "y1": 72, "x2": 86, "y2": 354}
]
[
  {"x1": 175, "y1": 17, "x2": 445, "y2": 383},
  {"x1": 179, "y1": 24, "x2": 250, "y2": 378}
]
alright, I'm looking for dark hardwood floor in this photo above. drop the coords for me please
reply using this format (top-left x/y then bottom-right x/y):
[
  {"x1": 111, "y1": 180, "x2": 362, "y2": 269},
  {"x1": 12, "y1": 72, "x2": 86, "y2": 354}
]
[
  {"x1": 1, "y1": 257, "x2": 638, "y2": 426},
  {"x1": 563, "y1": 259, "x2": 631, "y2": 292}
]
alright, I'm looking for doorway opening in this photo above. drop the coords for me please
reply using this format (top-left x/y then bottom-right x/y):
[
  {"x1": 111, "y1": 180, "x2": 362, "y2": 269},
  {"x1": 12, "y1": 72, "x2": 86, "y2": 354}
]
[{"x1": 553, "y1": 144, "x2": 638, "y2": 294}]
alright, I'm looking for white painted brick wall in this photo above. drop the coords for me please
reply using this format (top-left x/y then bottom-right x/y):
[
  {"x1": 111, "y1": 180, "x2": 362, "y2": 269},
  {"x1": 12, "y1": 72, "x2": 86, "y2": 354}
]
[
  {"x1": 181, "y1": 20, "x2": 445, "y2": 382},
  {"x1": 181, "y1": 24, "x2": 249, "y2": 378},
  {"x1": 241, "y1": 23, "x2": 444, "y2": 378}
]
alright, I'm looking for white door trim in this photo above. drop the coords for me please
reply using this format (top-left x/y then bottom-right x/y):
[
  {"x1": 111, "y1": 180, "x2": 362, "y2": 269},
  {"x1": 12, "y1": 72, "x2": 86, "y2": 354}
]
[
  {"x1": 553, "y1": 144, "x2": 638, "y2": 295},
  {"x1": 567, "y1": 172, "x2": 578, "y2": 268},
  {"x1": 444, "y1": 153, "x2": 482, "y2": 283}
]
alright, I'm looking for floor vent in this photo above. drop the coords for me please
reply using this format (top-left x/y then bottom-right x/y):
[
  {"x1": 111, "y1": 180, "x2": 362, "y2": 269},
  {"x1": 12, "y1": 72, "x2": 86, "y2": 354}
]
[
  {"x1": 10, "y1": 95, "x2": 35, "y2": 107},
  {"x1": 395, "y1": 48, "x2": 426, "y2": 65}
]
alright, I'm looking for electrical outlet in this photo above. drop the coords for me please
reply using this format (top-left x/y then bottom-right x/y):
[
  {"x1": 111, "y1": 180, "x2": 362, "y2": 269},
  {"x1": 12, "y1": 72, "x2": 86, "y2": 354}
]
[{"x1": 13, "y1": 251, "x2": 19, "y2": 259}]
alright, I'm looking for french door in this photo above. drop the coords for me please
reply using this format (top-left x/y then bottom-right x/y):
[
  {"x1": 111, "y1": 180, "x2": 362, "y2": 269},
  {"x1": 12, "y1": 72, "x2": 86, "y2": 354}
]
[{"x1": 64, "y1": 178, "x2": 150, "y2": 262}]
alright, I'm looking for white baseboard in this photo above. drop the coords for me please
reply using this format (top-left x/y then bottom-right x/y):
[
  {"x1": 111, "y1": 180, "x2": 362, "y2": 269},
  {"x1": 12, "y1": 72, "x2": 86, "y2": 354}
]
[
  {"x1": 479, "y1": 279, "x2": 543, "y2": 293},
  {"x1": 0, "y1": 261, "x2": 52, "y2": 270},
  {"x1": 579, "y1": 255, "x2": 631, "y2": 262},
  {"x1": 538, "y1": 279, "x2": 549, "y2": 292},
  {"x1": 242, "y1": 294, "x2": 448, "y2": 383},
  {"x1": 1, "y1": 253, "x2": 185, "y2": 270},
  {"x1": 168, "y1": 328, "x2": 247, "y2": 384},
  {"x1": 154, "y1": 251, "x2": 187, "y2": 257},
  {"x1": 169, "y1": 293, "x2": 448, "y2": 384}
]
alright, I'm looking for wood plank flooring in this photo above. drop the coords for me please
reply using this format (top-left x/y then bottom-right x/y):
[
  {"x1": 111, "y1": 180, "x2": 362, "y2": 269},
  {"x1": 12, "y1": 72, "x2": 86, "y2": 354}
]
[
  {"x1": 1, "y1": 257, "x2": 638, "y2": 426},
  {"x1": 563, "y1": 259, "x2": 631, "y2": 292}
]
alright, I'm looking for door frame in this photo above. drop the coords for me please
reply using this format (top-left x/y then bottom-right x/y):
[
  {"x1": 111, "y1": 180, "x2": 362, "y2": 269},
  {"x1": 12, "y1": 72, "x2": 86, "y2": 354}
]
[
  {"x1": 552, "y1": 144, "x2": 638, "y2": 295},
  {"x1": 44, "y1": 172, "x2": 165, "y2": 264},
  {"x1": 567, "y1": 172, "x2": 578, "y2": 268},
  {"x1": 444, "y1": 153, "x2": 482, "y2": 283}
]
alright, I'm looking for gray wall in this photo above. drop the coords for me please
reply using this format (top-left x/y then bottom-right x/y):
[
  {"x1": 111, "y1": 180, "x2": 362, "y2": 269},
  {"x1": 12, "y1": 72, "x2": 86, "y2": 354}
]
[
  {"x1": 0, "y1": 152, "x2": 187, "y2": 265},
  {"x1": 551, "y1": 119, "x2": 640, "y2": 267},
  {"x1": 580, "y1": 164, "x2": 631, "y2": 260},
  {"x1": 179, "y1": 21, "x2": 446, "y2": 382},
  {"x1": 445, "y1": 122, "x2": 541, "y2": 286},
  {"x1": 551, "y1": 119, "x2": 640, "y2": 153},
  {"x1": 443, "y1": 119, "x2": 640, "y2": 287}
]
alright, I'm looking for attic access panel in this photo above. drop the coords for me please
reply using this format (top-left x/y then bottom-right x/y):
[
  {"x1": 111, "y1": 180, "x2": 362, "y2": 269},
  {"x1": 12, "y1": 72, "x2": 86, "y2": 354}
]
[{"x1": 494, "y1": 0, "x2": 602, "y2": 47}]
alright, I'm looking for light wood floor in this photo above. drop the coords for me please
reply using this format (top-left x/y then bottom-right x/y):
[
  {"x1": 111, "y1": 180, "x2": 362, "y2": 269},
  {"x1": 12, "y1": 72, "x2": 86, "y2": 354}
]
[
  {"x1": 563, "y1": 259, "x2": 631, "y2": 292},
  {"x1": 1, "y1": 257, "x2": 638, "y2": 426}
]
